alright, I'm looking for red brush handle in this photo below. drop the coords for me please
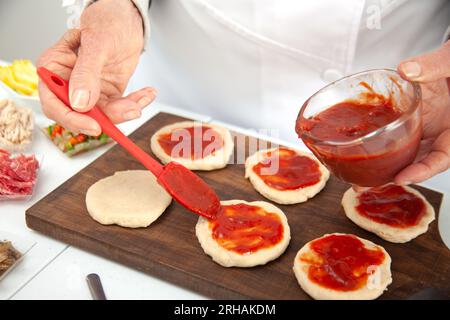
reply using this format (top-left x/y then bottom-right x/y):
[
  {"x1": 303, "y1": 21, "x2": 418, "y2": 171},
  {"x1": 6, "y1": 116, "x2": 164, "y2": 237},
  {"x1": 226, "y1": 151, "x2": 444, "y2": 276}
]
[{"x1": 37, "y1": 67, "x2": 163, "y2": 176}]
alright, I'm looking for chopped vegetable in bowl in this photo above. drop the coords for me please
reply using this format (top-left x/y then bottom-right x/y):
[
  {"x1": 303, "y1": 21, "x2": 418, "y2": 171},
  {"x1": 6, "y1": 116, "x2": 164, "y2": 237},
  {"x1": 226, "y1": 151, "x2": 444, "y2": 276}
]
[{"x1": 43, "y1": 123, "x2": 111, "y2": 157}]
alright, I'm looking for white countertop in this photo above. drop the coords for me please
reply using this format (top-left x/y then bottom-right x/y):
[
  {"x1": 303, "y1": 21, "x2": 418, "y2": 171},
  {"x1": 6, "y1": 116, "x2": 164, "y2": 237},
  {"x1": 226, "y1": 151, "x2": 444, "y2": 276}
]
[{"x1": 1, "y1": 88, "x2": 449, "y2": 300}]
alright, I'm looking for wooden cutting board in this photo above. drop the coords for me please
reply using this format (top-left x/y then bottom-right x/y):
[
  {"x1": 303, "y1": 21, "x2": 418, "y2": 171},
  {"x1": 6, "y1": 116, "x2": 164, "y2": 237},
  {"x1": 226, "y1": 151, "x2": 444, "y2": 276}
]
[{"x1": 26, "y1": 112, "x2": 450, "y2": 299}]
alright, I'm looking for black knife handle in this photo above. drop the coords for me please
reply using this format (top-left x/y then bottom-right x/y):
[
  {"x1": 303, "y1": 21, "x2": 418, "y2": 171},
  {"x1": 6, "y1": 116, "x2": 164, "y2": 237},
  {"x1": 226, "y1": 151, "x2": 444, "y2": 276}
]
[{"x1": 86, "y1": 273, "x2": 107, "y2": 300}]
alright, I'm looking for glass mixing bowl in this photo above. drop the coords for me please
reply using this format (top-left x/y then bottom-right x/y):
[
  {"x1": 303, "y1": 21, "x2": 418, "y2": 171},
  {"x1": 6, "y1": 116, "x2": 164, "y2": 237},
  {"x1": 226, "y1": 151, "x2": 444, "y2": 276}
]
[{"x1": 296, "y1": 69, "x2": 422, "y2": 187}]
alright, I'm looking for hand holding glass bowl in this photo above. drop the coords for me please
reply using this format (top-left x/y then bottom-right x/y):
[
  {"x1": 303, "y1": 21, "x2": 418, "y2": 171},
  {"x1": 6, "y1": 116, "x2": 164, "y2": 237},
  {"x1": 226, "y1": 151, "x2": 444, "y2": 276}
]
[{"x1": 296, "y1": 69, "x2": 422, "y2": 187}]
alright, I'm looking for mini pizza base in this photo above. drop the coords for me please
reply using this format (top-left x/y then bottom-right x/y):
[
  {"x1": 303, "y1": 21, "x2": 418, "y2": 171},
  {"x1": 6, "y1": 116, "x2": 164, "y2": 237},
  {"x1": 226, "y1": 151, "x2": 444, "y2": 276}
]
[
  {"x1": 150, "y1": 121, "x2": 234, "y2": 171},
  {"x1": 293, "y1": 233, "x2": 392, "y2": 300},
  {"x1": 196, "y1": 200, "x2": 291, "y2": 268},
  {"x1": 86, "y1": 170, "x2": 172, "y2": 228},
  {"x1": 245, "y1": 147, "x2": 329, "y2": 204},
  {"x1": 342, "y1": 186, "x2": 435, "y2": 243}
]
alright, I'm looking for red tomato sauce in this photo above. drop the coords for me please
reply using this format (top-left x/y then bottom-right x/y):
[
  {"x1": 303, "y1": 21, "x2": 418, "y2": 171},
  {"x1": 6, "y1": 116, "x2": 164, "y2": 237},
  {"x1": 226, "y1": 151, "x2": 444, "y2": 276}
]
[
  {"x1": 158, "y1": 126, "x2": 223, "y2": 160},
  {"x1": 209, "y1": 203, "x2": 284, "y2": 255},
  {"x1": 157, "y1": 162, "x2": 221, "y2": 220},
  {"x1": 297, "y1": 98, "x2": 421, "y2": 186},
  {"x1": 356, "y1": 185, "x2": 426, "y2": 228},
  {"x1": 300, "y1": 234, "x2": 385, "y2": 291},
  {"x1": 300, "y1": 101, "x2": 401, "y2": 142},
  {"x1": 252, "y1": 148, "x2": 322, "y2": 190}
]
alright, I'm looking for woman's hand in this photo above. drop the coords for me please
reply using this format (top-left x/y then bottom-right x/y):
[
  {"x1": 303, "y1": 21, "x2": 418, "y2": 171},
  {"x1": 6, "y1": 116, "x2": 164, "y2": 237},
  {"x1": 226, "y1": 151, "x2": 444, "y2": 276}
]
[
  {"x1": 37, "y1": 0, "x2": 155, "y2": 136},
  {"x1": 395, "y1": 40, "x2": 450, "y2": 185}
]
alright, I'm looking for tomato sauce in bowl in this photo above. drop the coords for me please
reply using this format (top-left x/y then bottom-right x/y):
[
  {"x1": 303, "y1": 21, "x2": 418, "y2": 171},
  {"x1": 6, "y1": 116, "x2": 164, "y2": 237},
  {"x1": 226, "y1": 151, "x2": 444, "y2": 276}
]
[{"x1": 296, "y1": 70, "x2": 422, "y2": 187}]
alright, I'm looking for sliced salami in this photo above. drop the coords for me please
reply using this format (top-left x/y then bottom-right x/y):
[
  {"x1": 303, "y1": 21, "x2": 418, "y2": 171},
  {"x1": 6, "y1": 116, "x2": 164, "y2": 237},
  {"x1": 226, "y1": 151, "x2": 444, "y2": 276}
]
[{"x1": 0, "y1": 149, "x2": 39, "y2": 199}]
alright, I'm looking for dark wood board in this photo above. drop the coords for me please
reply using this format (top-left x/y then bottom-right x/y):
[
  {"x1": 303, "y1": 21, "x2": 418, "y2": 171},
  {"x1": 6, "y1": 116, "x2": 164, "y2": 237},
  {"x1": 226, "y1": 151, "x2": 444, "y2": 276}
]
[{"x1": 26, "y1": 112, "x2": 450, "y2": 299}]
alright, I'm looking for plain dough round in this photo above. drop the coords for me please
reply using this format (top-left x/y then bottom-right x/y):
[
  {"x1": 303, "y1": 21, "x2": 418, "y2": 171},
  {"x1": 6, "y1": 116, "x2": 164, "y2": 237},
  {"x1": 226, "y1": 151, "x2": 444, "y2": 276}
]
[
  {"x1": 86, "y1": 170, "x2": 172, "y2": 228},
  {"x1": 293, "y1": 233, "x2": 392, "y2": 300},
  {"x1": 342, "y1": 186, "x2": 435, "y2": 243},
  {"x1": 196, "y1": 200, "x2": 291, "y2": 267},
  {"x1": 245, "y1": 147, "x2": 329, "y2": 204},
  {"x1": 150, "y1": 121, "x2": 234, "y2": 171}
]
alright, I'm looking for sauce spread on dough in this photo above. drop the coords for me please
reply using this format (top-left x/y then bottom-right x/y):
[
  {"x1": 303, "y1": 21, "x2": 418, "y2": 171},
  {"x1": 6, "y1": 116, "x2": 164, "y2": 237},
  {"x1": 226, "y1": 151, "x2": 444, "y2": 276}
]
[
  {"x1": 209, "y1": 203, "x2": 284, "y2": 255},
  {"x1": 252, "y1": 148, "x2": 322, "y2": 190},
  {"x1": 356, "y1": 185, "x2": 426, "y2": 228},
  {"x1": 297, "y1": 86, "x2": 421, "y2": 186},
  {"x1": 300, "y1": 234, "x2": 385, "y2": 291},
  {"x1": 158, "y1": 126, "x2": 223, "y2": 160}
]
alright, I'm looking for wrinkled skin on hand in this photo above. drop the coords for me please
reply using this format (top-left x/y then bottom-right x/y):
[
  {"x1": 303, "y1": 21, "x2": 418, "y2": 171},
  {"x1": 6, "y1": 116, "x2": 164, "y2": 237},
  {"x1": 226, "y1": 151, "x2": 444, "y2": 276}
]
[{"x1": 38, "y1": 0, "x2": 156, "y2": 136}]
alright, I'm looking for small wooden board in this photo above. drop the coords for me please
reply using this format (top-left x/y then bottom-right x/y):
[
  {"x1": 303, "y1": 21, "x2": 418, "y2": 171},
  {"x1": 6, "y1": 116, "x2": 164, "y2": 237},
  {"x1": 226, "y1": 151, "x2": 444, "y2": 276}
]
[{"x1": 26, "y1": 112, "x2": 449, "y2": 299}]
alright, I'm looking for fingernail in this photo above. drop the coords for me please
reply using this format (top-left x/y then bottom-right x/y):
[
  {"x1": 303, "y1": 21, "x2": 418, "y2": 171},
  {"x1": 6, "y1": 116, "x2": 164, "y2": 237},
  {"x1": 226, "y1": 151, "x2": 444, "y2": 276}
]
[
  {"x1": 71, "y1": 89, "x2": 90, "y2": 110},
  {"x1": 401, "y1": 62, "x2": 421, "y2": 79},
  {"x1": 80, "y1": 128, "x2": 100, "y2": 136},
  {"x1": 123, "y1": 110, "x2": 141, "y2": 121},
  {"x1": 138, "y1": 96, "x2": 152, "y2": 108}
]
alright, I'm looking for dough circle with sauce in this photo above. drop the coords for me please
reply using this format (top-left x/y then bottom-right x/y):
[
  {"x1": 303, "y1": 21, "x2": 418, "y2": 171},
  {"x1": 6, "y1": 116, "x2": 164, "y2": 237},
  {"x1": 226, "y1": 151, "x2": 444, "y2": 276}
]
[
  {"x1": 196, "y1": 200, "x2": 291, "y2": 267},
  {"x1": 86, "y1": 170, "x2": 172, "y2": 228},
  {"x1": 245, "y1": 147, "x2": 329, "y2": 204},
  {"x1": 293, "y1": 233, "x2": 392, "y2": 300},
  {"x1": 150, "y1": 121, "x2": 234, "y2": 171},
  {"x1": 342, "y1": 185, "x2": 435, "y2": 243}
]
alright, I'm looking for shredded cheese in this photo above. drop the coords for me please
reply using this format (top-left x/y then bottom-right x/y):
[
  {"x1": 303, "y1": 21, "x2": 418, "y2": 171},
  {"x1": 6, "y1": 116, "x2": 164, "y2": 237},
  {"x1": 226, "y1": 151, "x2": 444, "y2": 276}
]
[{"x1": 0, "y1": 99, "x2": 33, "y2": 150}]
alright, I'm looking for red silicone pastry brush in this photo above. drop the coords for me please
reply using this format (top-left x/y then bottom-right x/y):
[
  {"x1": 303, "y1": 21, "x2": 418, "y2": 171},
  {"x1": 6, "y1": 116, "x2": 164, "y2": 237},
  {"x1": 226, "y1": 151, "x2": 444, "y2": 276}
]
[{"x1": 38, "y1": 67, "x2": 220, "y2": 219}]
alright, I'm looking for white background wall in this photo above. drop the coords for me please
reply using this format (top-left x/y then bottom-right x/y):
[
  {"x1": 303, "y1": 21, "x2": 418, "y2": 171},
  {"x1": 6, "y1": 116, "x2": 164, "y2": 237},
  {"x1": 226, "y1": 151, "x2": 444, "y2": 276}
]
[{"x1": 0, "y1": 0, "x2": 68, "y2": 63}]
